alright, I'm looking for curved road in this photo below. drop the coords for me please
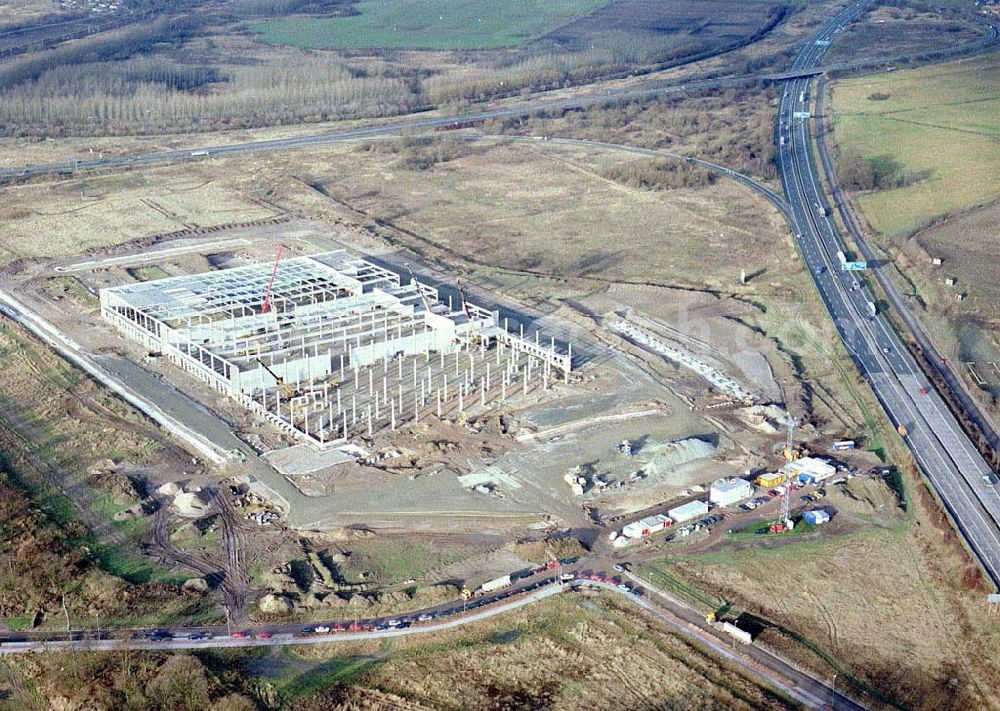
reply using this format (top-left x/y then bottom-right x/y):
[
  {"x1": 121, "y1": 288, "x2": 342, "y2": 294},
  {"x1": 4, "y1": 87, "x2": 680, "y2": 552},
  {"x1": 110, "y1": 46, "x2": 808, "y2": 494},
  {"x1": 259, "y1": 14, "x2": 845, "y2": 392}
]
[{"x1": 0, "y1": 573, "x2": 864, "y2": 710}]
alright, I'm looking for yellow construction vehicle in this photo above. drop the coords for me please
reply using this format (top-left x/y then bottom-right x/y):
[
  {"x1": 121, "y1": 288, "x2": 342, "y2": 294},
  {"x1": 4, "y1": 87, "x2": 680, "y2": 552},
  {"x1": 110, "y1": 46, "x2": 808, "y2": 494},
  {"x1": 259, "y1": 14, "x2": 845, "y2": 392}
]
[
  {"x1": 256, "y1": 357, "x2": 298, "y2": 401},
  {"x1": 406, "y1": 265, "x2": 435, "y2": 316},
  {"x1": 456, "y1": 280, "x2": 481, "y2": 347}
]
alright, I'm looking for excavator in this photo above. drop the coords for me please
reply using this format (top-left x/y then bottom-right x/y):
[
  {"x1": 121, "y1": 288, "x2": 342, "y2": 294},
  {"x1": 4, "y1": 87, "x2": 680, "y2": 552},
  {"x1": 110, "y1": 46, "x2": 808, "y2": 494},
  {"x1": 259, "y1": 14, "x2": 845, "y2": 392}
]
[{"x1": 256, "y1": 357, "x2": 299, "y2": 401}]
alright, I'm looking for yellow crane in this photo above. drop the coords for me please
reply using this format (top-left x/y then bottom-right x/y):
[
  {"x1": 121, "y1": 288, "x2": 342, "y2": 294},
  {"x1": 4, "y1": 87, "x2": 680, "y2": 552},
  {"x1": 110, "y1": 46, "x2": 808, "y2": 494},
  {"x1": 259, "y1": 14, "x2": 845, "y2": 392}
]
[
  {"x1": 456, "y1": 280, "x2": 481, "y2": 347},
  {"x1": 406, "y1": 265, "x2": 435, "y2": 316}
]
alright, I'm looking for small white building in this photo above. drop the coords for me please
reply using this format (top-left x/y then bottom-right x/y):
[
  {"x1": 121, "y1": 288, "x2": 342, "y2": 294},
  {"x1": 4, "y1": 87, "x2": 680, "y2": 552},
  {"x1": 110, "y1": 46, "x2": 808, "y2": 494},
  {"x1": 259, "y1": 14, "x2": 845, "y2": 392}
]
[
  {"x1": 668, "y1": 499, "x2": 710, "y2": 523},
  {"x1": 709, "y1": 477, "x2": 753, "y2": 507},
  {"x1": 782, "y1": 456, "x2": 836, "y2": 484},
  {"x1": 622, "y1": 514, "x2": 671, "y2": 539}
]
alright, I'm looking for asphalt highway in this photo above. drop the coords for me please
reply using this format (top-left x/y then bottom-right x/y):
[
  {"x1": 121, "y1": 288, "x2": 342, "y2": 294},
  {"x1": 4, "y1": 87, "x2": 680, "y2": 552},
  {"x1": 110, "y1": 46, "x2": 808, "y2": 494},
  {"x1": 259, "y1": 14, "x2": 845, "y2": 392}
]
[
  {"x1": 778, "y1": 2, "x2": 1000, "y2": 585},
  {"x1": 812, "y1": 79, "x2": 1000, "y2": 455}
]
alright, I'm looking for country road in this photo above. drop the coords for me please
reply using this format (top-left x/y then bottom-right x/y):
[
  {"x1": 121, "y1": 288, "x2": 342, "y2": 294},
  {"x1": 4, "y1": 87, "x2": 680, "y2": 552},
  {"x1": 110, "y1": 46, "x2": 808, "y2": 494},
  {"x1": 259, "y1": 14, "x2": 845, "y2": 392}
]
[{"x1": 0, "y1": 574, "x2": 865, "y2": 711}]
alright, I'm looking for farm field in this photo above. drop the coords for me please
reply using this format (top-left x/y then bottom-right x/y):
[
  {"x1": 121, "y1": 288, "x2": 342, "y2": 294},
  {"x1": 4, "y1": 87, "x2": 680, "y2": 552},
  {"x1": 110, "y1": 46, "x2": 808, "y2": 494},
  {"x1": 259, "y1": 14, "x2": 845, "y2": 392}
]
[
  {"x1": 828, "y1": 51, "x2": 1000, "y2": 237},
  {"x1": 894, "y1": 202, "x2": 1000, "y2": 404},
  {"x1": 253, "y1": 0, "x2": 611, "y2": 50}
]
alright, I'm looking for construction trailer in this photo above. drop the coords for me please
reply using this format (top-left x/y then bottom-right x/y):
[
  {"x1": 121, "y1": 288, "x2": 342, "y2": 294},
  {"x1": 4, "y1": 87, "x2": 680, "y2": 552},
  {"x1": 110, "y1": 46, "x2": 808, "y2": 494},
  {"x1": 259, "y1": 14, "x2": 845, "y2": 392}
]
[
  {"x1": 668, "y1": 499, "x2": 710, "y2": 523},
  {"x1": 622, "y1": 513, "x2": 672, "y2": 539},
  {"x1": 802, "y1": 509, "x2": 830, "y2": 526},
  {"x1": 101, "y1": 250, "x2": 573, "y2": 448},
  {"x1": 783, "y1": 456, "x2": 836, "y2": 485},
  {"x1": 709, "y1": 477, "x2": 753, "y2": 507},
  {"x1": 755, "y1": 472, "x2": 787, "y2": 488},
  {"x1": 480, "y1": 575, "x2": 512, "y2": 593}
]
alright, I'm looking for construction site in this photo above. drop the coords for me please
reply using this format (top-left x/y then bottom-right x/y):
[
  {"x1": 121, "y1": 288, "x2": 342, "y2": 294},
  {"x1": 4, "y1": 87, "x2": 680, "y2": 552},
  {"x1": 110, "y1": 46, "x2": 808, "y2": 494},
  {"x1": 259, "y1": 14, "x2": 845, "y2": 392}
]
[{"x1": 100, "y1": 249, "x2": 571, "y2": 447}]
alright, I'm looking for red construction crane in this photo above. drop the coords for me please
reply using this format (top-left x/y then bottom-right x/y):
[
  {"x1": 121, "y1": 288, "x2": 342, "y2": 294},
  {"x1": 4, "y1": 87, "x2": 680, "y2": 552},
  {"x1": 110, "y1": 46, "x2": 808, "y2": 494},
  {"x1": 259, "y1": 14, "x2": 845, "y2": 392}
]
[{"x1": 261, "y1": 244, "x2": 285, "y2": 315}]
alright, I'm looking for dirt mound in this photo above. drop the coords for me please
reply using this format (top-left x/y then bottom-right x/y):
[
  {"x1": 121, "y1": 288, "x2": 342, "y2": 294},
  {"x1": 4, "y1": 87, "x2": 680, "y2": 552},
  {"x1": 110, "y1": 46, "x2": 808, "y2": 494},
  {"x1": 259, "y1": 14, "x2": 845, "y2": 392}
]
[
  {"x1": 828, "y1": 477, "x2": 903, "y2": 524},
  {"x1": 513, "y1": 537, "x2": 586, "y2": 565}
]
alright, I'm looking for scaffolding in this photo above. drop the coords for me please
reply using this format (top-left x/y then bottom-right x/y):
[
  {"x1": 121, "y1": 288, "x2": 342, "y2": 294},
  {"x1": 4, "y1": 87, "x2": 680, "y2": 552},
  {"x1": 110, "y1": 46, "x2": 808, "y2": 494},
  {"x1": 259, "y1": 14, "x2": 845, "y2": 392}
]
[{"x1": 101, "y1": 250, "x2": 573, "y2": 447}]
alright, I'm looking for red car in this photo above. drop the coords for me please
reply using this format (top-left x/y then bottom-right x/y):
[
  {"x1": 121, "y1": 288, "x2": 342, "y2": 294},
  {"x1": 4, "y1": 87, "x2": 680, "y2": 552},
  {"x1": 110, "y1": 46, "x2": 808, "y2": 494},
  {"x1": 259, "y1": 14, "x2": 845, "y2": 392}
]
[
  {"x1": 231, "y1": 631, "x2": 248, "y2": 639},
  {"x1": 257, "y1": 632, "x2": 273, "y2": 640}
]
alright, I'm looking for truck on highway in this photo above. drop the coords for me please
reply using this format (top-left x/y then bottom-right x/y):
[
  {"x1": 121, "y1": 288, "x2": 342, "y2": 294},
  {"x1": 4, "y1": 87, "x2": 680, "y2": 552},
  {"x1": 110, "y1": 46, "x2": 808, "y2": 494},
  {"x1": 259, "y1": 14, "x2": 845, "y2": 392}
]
[
  {"x1": 480, "y1": 575, "x2": 512, "y2": 594},
  {"x1": 817, "y1": 205, "x2": 828, "y2": 217},
  {"x1": 866, "y1": 301, "x2": 877, "y2": 319},
  {"x1": 799, "y1": 91, "x2": 805, "y2": 103},
  {"x1": 836, "y1": 250, "x2": 847, "y2": 264},
  {"x1": 779, "y1": 135, "x2": 786, "y2": 148}
]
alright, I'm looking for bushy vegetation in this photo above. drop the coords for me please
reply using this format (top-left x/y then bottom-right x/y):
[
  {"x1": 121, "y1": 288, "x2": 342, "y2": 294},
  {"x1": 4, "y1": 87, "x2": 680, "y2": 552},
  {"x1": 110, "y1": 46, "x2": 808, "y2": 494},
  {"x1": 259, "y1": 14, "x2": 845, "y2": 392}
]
[
  {"x1": 19, "y1": 652, "x2": 260, "y2": 711},
  {"x1": 836, "y1": 152, "x2": 925, "y2": 191},
  {"x1": 495, "y1": 85, "x2": 779, "y2": 181},
  {"x1": 599, "y1": 158, "x2": 718, "y2": 190}
]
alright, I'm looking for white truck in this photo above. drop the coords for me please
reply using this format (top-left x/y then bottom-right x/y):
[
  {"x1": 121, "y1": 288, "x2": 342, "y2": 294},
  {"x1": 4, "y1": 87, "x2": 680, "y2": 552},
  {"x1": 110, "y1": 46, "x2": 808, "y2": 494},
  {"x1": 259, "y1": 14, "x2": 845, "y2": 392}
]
[{"x1": 480, "y1": 575, "x2": 512, "y2": 594}]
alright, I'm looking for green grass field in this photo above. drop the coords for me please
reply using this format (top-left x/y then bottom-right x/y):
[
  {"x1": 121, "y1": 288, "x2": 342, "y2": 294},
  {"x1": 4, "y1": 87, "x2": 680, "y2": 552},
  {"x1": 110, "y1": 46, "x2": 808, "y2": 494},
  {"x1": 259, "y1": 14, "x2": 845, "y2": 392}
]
[
  {"x1": 830, "y1": 53, "x2": 1000, "y2": 236},
  {"x1": 253, "y1": 0, "x2": 610, "y2": 50}
]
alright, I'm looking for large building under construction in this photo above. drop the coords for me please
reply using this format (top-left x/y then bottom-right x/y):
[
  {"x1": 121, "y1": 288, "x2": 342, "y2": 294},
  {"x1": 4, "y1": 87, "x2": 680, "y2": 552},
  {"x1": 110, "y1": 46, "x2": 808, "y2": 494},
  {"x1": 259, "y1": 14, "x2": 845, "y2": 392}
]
[{"x1": 100, "y1": 251, "x2": 571, "y2": 447}]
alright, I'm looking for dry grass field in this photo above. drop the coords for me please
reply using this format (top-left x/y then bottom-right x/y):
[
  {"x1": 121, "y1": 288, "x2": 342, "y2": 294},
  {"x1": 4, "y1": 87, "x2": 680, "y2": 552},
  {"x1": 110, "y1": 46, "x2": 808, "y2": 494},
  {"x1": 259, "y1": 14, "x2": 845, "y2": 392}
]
[
  {"x1": 661, "y1": 473, "x2": 1000, "y2": 710},
  {"x1": 324, "y1": 140, "x2": 783, "y2": 287},
  {"x1": 0, "y1": 0, "x2": 58, "y2": 26},
  {"x1": 0, "y1": 170, "x2": 280, "y2": 264},
  {"x1": 273, "y1": 593, "x2": 798, "y2": 710},
  {"x1": 823, "y1": 3, "x2": 983, "y2": 65}
]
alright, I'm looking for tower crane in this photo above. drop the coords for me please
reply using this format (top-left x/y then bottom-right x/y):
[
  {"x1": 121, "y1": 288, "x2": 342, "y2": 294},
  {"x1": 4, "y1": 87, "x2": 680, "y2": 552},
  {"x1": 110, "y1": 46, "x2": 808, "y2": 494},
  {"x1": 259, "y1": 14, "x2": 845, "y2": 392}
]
[{"x1": 771, "y1": 417, "x2": 799, "y2": 533}]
